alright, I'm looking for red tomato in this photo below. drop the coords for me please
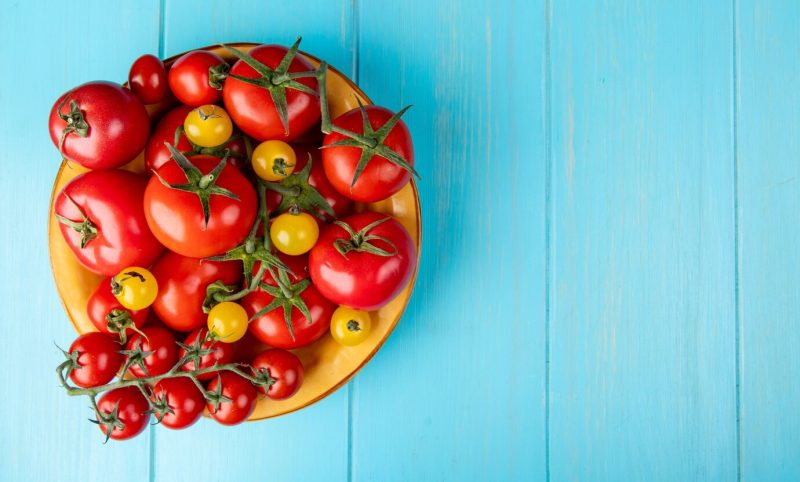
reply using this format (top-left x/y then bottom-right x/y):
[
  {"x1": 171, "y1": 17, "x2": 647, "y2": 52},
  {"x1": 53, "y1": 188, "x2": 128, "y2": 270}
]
[
  {"x1": 87, "y1": 277, "x2": 149, "y2": 341},
  {"x1": 168, "y1": 50, "x2": 229, "y2": 106},
  {"x1": 222, "y1": 44, "x2": 319, "y2": 141},
  {"x1": 151, "y1": 251, "x2": 242, "y2": 332},
  {"x1": 309, "y1": 212, "x2": 417, "y2": 310},
  {"x1": 54, "y1": 170, "x2": 164, "y2": 276},
  {"x1": 124, "y1": 326, "x2": 178, "y2": 378},
  {"x1": 129, "y1": 54, "x2": 167, "y2": 104},
  {"x1": 206, "y1": 372, "x2": 257, "y2": 425},
  {"x1": 67, "y1": 332, "x2": 123, "y2": 388},
  {"x1": 322, "y1": 105, "x2": 414, "y2": 202},
  {"x1": 179, "y1": 328, "x2": 235, "y2": 380},
  {"x1": 49, "y1": 81, "x2": 150, "y2": 169},
  {"x1": 96, "y1": 386, "x2": 150, "y2": 440},
  {"x1": 151, "y1": 377, "x2": 205, "y2": 429},
  {"x1": 143, "y1": 155, "x2": 257, "y2": 258},
  {"x1": 251, "y1": 349, "x2": 304, "y2": 400}
]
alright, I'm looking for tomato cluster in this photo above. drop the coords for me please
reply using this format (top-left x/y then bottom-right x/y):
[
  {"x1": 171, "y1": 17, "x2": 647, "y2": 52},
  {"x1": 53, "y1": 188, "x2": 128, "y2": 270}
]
[{"x1": 51, "y1": 38, "x2": 418, "y2": 441}]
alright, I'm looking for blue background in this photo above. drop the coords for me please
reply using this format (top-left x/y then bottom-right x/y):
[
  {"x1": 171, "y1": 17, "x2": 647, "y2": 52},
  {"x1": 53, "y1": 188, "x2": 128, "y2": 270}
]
[{"x1": 1, "y1": 0, "x2": 798, "y2": 481}]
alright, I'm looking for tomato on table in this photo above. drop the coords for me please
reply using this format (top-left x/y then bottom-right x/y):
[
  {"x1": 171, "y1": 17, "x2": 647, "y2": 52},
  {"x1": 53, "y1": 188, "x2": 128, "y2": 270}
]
[
  {"x1": 123, "y1": 326, "x2": 178, "y2": 378},
  {"x1": 95, "y1": 386, "x2": 150, "y2": 441},
  {"x1": 206, "y1": 372, "x2": 257, "y2": 426},
  {"x1": 330, "y1": 306, "x2": 372, "y2": 346},
  {"x1": 66, "y1": 332, "x2": 123, "y2": 388},
  {"x1": 179, "y1": 328, "x2": 235, "y2": 380},
  {"x1": 87, "y1": 278, "x2": 149, "y2": 343},
  {"x1": 183, "y1": 105, "x2": 234, "y2": 148},
  {"x1": 151, "y1": 377, "x2": 205, "y2": 430},
  {"x1": 168, "y1": 50, "x2": 229, "y2": 106},
  {"x1": 250, "y1": 349, "x2": 304, "y2": 400},
  {"x1": 128, "y1": 54, "x2": 167, "y2": 104}
]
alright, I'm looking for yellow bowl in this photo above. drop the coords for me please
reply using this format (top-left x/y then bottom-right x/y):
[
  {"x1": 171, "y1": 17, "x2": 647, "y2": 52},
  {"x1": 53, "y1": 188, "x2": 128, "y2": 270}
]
[{"x1": 48, "y1": 43, "x2": 421, "y2": 420}]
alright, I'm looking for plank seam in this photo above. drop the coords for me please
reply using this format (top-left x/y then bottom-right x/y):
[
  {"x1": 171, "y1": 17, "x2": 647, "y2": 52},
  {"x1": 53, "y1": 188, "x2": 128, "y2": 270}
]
[
  {"x1": 732, "y1": 0, "x2": 742, "y2": 480},
  {"x1": 543, "y1": 0, "x2": 552, "y2": 480},
  {"x1": 348, "y1": 2, "x2": 359, "y2": 481}
]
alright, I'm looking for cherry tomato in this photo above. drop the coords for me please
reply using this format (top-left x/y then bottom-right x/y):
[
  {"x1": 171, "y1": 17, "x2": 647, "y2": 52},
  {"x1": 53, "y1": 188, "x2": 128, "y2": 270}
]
[
  {"x1": 184, "y1": 105, "x2": 233, "y2": 148},
  {"x1": 168, "y1": 50, "x2": 229, "y2": 106},
  {"x1": 179, "y1": 328, "x2": 235, "y2": 380},
  {"x1": 151, "y1": 377, "x2": 205, "y2": 430},
  {"x1": 151, "y1": 251, "x2": 242, "y2": 332},
  {"x1": 87, "y1": 278, "x2": 149, "y2": 342},
  {"x1": 124, "y1": 326, "x2": 178, "y2": 378},
  {"x1": 270, "y1": 212, "x2": 319, "y2": 256},
  {"x1": 67, "y1": 332, "x2": 123, "y2": 388},
  {"x1": 252, "y1": 140, "x2": 296, "y2": 181},
  {"x1": 251, "y1": 349, "x2": 304, "y2": 400},
  {"x1": 322, "y1": 105, "x2": 414, "y2": 202},
  {"x1": 54, "y1": 170, "x2": 164, "y2": 276},
  {"x1": 49, "y1": 81, "x2": 150, "y2": 169},
  {"x1": 206, "y1": 372, "x2": 257, "y2": 426},
  {"x1": 207, "y1": 301, "x2": 248, "y2": 343},
  {"x1": 96, "y1": 386, "x2": 150, "y2": 441},
  {"x1": 128, "y1": 54, "x2": 167, "y2": 104},
  {"x1": 309, "y1": 212, "x2": 417, "y2": 310},
  {"x1": 112, "y1": 267, "x2": 158, "y2": 310},
  {"x1": 330, "y1": 306, "x2": 372, "y2": 346}
]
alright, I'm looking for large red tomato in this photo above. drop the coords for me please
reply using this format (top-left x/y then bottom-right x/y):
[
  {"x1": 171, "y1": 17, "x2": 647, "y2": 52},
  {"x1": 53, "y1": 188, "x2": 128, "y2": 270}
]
[
  {"x1": 151, "y1": 251, "x2": 242, "y2": 332},
  {"x1": 87, "y1": 277, "x2": 149, "y2": 342},
  {"x1": 96, "y1": 387, "x2": 150, "y2": 441},
  {"x1": 322, "y1": 105, "x2": 414, "y2": 202},
  {"x1": 54, "y1": 169, "x2": 164, "y2": 276},
  {"x1": 143, "y1": 154, "x2": 257, "y2": 258},
  {"x1": 222, "y1": 44, "x2": 319, "y2": 141},
  {"x1": 309, "y1": 211, "x2": 417, "y2": 310},
  {"x1": 168, "y1": 50, "x2": 229, "y2": 106},
  {"x1": 49, "y1": 81, "x2": 150, "y2": 169}
]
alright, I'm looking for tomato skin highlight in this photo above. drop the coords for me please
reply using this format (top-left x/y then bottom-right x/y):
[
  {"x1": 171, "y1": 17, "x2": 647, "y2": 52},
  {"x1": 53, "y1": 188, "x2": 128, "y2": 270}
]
[
  {"x1": 87, "y1": 278, "x2": 149, "y2": 339},
  {"x1": 124, "y1": 326, "x2": 179, "y2": 378},
  {"x1": 151, "y1": 377, "x2": 205, "y2": 429},
  {"x1": 206, "y1": 372, "x2": 257, "y2": 425},
  {"x1": 55, "y1": 169, "x2": 164, "y2": 276},
  {"x1": 168, "y1": 50, "x2": 227, "y2": 106},
  {"x1": 179, "y1": 328, "x2": 235, "y2": 380},
  {"x1": 67, "y1": 332, "x2": 123, "y2": 388},
  {"x1": 129, "y1": 54, "x2": 167, "y2": 104},
  {"x1": 251, "y1": 349, "x2": 304, "y2": 400},
  {"x1": 96, "y1": 386, "x2": 151, "y2": 440},
  {"x1": 49, "y1": 81, "x2": 150, "y2": 170}
]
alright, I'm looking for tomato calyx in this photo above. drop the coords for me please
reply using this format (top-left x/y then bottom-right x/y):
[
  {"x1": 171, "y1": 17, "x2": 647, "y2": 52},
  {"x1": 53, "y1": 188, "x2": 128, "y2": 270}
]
[
  {"x1": 205, "y1": 374, "x2": 234, "y2": 413},
  {"x1": 263, "y1": 154, "x2": 336, "y2": 220},
  {"x1": 250, "y1": 268, "x2": 314, "y2": 341},
  {"x1": 57, "y1": 344, "x2": 83, "y2": 381},
  {"x1": 54, "y1": 194, "x2": 97, "y2": 249},
  {"x1": 332, "y1": 217, "x2": 398, "y2": 258},
  {"x1": 89, "y1": 400, "x2": 126, "y2": 444},
  {"x1": 148, "y1": 390, "x2": 176, "y2": 424},
  {"x1": 55, "y1": 95, "x2": 89, "y2": 159},
  {"x1": 208, "y1": 62, "x2": 230, "y2": 90},
  {"x1": 347, "y1": 320, "x2": 362, "y2": 332},
  {"x1": 104, "y1": 309, "x2": 146, "y2": 345},
  {"x1": 251, "y1": 366, "x2": 278, "y2": 392},
  {"x1": 119, "y1": 338, "x2": 154, "y2": 377}
]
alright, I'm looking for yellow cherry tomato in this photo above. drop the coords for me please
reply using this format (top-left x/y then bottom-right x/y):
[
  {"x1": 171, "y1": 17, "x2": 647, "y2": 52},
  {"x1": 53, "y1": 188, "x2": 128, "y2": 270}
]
[
  {"x1": 111, "y1": 267, "x2": 158, "y2": 310},
  {"x1": 252, "y1": 140, "x2": 297, "y2": 181},
  {"x1": 330, "y1": 306, "x2": 372, "y2": 346},
  {"x1": 183, "y1": 104, "x2": 233, "y2": 147},
  {"x1": 270, "y1": 212, "x2": 319, "y2": 255},
  {"x1": 207, "y1": 301, "x2": 249, "y2": 343}
]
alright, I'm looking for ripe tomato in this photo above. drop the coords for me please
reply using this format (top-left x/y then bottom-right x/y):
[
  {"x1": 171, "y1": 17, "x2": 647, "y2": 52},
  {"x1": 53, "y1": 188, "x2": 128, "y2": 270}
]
[
  {"x1": 124, "y1": 326, "x2": 178, "y2": 378},
  {"x1": 151, "y1": 377, "x2": 205, "y2": 430},
  {"x1": 251, "y1": 349, "x2": 304, "y2": 400},
  {"x1": 207, "y1": 301, "x2": 248, "y2": 343},
  {"x1": 96, "y1": 386, "x2": 150, "y2": 441},
  {"x1": 206, "y1": 372, "x2": 257, "y2": 426},
  {"x1": 128, "y1": 54, "x2": 167, "y2": 104},
  {"x1": 168, "y1": 50, "x2": 229, "y2": 106},
  {"x1": 222, "y1": 44, "x2": 319, "y2": 141},
  {"x1": 270, "y1": 212, "x2": 319, "y2": 255},
  {"x1": 322, "y1": 105, "x2": 415, "y2": 202},
  {"x1": 87, "y1": 278, "x2": 149, "y2": 342},
  {"x1": 309, "y1": 212, "x2": 417, "y2": 310},
  {"x1": 49, "y1": 81, "x2": 150, "y2": 169},
  {"x1": 330, "y1": 306, "x2": 372, "y2": 346},
  {"x1": 111, "y1": 267, "x2": 158, "y2": 311},
  {"x1": 151, "y1": 251, "x2": 242, "y2": 332},
  {"x1": 252, "y1": 140, "x2": 296, "y2": 181},
  {"x1": 184, "y1": 105, "x2": 233, "y2": 148},
  {"x1": 144, "y1": 154, "x2": 257, "y2": 258},
  {"x1": 54, "y1": 169, "x2": 164, "y2": 276},
  {"x1": 67, "y1": 332, "x2": 123, "y2": 388},
  {"x1": 179, "y1": 328, "x2": 235, "y2": 380}
]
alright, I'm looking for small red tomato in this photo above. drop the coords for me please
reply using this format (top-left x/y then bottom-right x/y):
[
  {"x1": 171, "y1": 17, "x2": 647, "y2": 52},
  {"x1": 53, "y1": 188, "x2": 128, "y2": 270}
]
[
  {"x1": 206, "y1": 372, "x2": 257, "y2": 426},
  {"x1": 67, "y1": 332, "x2": 123, "y2": 388},
  {"x1": 151, "y1": 377, "x2": 205, "y2": 429},
  {"x1": 87, "y1": 278, "x2": 149, "y2": 342},
  {"x1": 179, "y1": 328, "x2": 235, "y2": 380},
  {"x1": 129, "y1": 54, "x2": 168, "y2": 104},
  {"x1": 168, "y1": 50, "x2": 229, "y2": 106},
  {"x1": 251, "y1": 349, "x2": 304, "y2": 400},
  {"x1": 96, "y1": 386, "x2": 150, "y2": 440},
  {"x1": 124, "y1": 326, "x2": 178, "y2": 378}
]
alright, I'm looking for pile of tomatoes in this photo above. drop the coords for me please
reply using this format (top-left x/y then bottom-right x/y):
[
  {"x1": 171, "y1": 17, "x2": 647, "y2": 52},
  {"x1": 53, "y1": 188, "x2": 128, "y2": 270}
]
[{"x1": 51, "y1": 39, "x2": 418, "y2": 441}]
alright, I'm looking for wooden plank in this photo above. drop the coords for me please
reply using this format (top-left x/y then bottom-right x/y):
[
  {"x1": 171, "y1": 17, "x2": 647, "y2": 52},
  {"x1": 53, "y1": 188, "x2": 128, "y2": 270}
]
[
  {"x1": 0, "y1": 1, "x2": 159, "y2": 481},
  {"x1": 351, "y1": 1, "x2": 547, "y2": 480},
  {"x1": 737, "y1": 1, "x2": 800, "y2": 480},
  {"x1": 548, "y1": 1, "x2": 738, "y2": 480}
]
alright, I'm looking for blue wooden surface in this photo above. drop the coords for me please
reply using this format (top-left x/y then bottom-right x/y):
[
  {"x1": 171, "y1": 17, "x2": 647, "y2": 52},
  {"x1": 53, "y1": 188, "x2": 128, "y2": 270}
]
[{"x1": 0, "y1": 1, "x2": 798, "y2": 481}]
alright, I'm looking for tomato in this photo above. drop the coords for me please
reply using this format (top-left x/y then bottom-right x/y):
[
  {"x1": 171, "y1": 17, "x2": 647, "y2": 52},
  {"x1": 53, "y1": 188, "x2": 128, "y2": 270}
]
[
  {"x1": 251, "y1": 349, "x2": 304, "y2": 400},
  {"x1": 96, "y1": 386, "x2": 150, "y2": 441},
  {"x1": 49, "y1": 81, "x2": 150, "y2": 169},
  {"x1": 144, "y1": 154, "x2": 257, "y2": 258},
  {"x1": 309, "y1": 212, "x2": 417, "y2": 310},
  {"x1": 124, "y1": 326, "x2": 178, "y2": 378},
  {"x1": 322, "y1": 105, "x2": 415, "y2": 202},
  {"x1": 330, "y1": 306, "x2": 372, "y2": 346},
  {"x1": 151, "y1": 251, "x2": 242, "y2": 332},
  {"x1": 270, "y1": 212, "x2": 319, "y2": 256},
  {"x1": 67, "y1": 332, "x2": 123, "y2": 388},
  {"x1": 168, "y1": 50, "x2": 229, "y2": 106},
  {"x1": 151, "y1": 377, "x2": 205, "y2": 430},
  {"x1": 128, "y1": 54, "x2": 167, "y2": 104},
  {"x1": 87, "y1": 278, "x2": 149, "y2": 342},
  {"x1": 54, "y1": 170, "x2": 164, "y2": 276},
  {"x1": 222, "y1": 43, "x2": 319, "y2": 141},
  {"x1": 206, "y1": 372, "x2": 257, "y2": 426},
  {"x1": 111, "y1": 267, "x2": 158, "y2": 310},
  {"x1": 183, "y1": 105, "x2": 233, "y2": 148},
  {"x1": 252, "y1": 140, "x2": 296, "y2": 181},
  {"x1": 207, "y1": 301, "x2": 248, "y2": 343},
  {"x1": 179, "y1": 328, "x2": 235, "y2": 380}
]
